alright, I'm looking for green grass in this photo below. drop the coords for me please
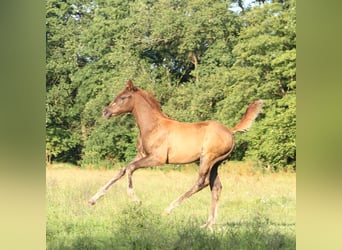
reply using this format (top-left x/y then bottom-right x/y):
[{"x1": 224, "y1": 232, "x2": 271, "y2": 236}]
[{"x1": 46, "y1": 162, "x2": 296, "y2": 249}]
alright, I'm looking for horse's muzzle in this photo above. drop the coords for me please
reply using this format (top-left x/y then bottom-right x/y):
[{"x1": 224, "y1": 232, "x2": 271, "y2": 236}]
[{"x1": 103, "y1": 108, "x2": 113, "y2": 119}]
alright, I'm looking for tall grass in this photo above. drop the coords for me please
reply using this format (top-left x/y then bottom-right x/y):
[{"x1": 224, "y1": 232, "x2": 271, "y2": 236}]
[{"x1": 47, "y1": 162, "x2": 296, "y2": 249}]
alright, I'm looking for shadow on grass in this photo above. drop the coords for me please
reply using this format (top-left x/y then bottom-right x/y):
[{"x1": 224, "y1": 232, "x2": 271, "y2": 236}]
[{"x1": 47, "y1": 203, "x2": 295, "y2": 250}]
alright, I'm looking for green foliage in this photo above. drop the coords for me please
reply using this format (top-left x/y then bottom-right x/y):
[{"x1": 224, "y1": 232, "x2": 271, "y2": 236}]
[
  {"x1": 80, "y1": 118, "x2": 138, "y2": 168},
  {"x1": 46, "y1": 0, "x2": 296, "y2": 169},
  {"x1": 246, "y1": 95, "x2": 296, "y2": 170}
]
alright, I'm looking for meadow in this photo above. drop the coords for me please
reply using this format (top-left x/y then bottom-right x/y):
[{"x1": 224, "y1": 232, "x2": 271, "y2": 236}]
[{"x1": 46, "y1": 162, "x2": 296, "y2": 249}]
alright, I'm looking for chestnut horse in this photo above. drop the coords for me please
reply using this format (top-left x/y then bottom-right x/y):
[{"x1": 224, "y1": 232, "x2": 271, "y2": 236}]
[{"x1": 89, "y1": 80, "x2": 263, "y2": 228}]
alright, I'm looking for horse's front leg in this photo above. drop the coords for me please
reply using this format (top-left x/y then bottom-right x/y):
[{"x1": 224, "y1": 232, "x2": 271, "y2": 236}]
[
  {"x1": 126, "y1": 154, "x2": 144, "y2": 202},
  {"x1": 88, "y1": 167, "x2": 127, "y2": 205},
  {"x1": 126, "y1": 173, "x2": 142, "y2": 203},
  {"x1": 126, "y1": 155, "x2": 164, "y2": 202},
  {"x1": 88, "y1": 154, "x2": 162, "y2": 205},
  {"x1": 88, "y1": 151, "x2": 144, "y2": 205},
  {"x1": 126, "y1": 133, "x2": 148, "y2": 202}
]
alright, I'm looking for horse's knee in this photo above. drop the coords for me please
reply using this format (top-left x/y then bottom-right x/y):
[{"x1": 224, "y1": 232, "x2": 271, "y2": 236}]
[
  {"x1": 126, "y1": 164, "x2": 136, "y2": 175},
  {"x1": 116, "y1": 167, "x2": 127, "y2": 178}
]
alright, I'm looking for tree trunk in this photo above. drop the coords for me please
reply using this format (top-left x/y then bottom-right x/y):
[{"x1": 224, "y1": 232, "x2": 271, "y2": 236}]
[{"x1": 188, "y1": 51, "x2": 199, "y2": 83}]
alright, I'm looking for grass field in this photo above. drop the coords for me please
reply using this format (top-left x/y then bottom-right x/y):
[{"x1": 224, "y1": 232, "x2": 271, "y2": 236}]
[{"x1": 46, "y1": 162, "x2": 296, "y2": 249}]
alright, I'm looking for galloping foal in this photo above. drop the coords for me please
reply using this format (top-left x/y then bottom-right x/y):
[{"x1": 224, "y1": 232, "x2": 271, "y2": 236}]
[{"x1": 89, "y1": 80, "x2": 263, "y2": 228}]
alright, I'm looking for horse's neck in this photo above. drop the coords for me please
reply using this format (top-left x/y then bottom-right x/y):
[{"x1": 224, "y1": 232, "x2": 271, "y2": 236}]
[{"x1": 132, "y1": 95, "x2": 164, "y2": 136}]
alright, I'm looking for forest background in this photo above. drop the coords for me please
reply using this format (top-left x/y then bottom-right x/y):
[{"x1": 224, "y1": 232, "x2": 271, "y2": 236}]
[{"x1": 46, "y1": 0, "x2": 296, "y2": 171}]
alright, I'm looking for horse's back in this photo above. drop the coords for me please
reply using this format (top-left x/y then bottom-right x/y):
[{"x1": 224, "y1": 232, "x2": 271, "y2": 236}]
[{"x1": 162, "y1": 119, "x2": 234, "y2": 163}]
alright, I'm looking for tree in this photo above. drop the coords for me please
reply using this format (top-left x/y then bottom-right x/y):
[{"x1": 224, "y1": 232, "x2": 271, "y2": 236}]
[
  {"x1": 46, "y1": 0, "x2": 87, "y2": 164},
  {"x1": 217, "y1": 0, "x2": 296, "y2": 169},
  {"x1": 46, "y1": 0, "x2": 296, "y2": 170}
]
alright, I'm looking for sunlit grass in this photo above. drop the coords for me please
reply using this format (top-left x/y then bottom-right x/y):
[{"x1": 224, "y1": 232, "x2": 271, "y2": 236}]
[{"x1": 46, "y1": 162, "x2": 296, "y2": 249}]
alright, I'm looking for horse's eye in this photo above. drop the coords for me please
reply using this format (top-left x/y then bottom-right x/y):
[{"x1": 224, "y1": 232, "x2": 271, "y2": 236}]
[{"x1": 120, "y1": 95, "x2": 131, "y2": 101}]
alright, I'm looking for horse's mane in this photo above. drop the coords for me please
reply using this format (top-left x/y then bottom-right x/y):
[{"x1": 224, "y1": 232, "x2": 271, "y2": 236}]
[{"x1": 136, "y1": 88, "x2": 173, "y2": 120}]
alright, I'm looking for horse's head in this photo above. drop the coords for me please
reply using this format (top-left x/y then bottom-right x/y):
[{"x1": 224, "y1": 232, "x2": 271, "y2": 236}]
[{"x1": 103, "y1": 80, "x2": 138, "y2": 119}]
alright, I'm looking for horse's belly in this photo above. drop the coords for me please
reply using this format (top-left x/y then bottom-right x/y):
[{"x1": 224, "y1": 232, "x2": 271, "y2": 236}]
[
  {"x1": 168, "y1": 153, "x2": 200, "y2": 164},
  {"x1": 167, "y1": 140, "x2": 202, "y2": 164}
]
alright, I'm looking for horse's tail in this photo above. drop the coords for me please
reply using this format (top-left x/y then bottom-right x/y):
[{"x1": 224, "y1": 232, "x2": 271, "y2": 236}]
[{"x1": 232, "y1": 99, "x2": 263, "y2": 134}]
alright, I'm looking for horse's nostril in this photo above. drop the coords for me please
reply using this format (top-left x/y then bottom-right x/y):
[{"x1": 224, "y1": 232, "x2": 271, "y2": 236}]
[{"x1": 103, "y1": 109, "x2": 112, "y2": 119}]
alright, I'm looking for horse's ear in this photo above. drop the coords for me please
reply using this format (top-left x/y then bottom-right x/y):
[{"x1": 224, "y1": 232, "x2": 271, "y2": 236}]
[{"x1": 126, "y1": 80, "x2": 138, "y2": 92}]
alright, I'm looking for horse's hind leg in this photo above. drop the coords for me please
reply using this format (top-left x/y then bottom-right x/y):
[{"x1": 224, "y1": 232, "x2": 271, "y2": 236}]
[
  {"x1": 201, "y1": 163, "x2": 222, "y2": 228},
  {"x1": 164, "y1": 155, "x2": 213, "y2": 215},
  {"x1": 164, "y1": 173, "x2": 209, "y2": 215}
]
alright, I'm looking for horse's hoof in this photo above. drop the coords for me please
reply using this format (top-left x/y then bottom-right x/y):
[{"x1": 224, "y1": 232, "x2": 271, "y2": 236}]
[
  {"x1": 88, "y1": 199, "x2": 96, "y2": 205},
  {"x1": 200, "y1": 222, "x2": 214, "y2": 231},
  {"x1": 131, "y1": 198, "x2": 142, "y2": 205},
  {"x1": 162, "y1": 209, "x2": 171, "y2": 216}
]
